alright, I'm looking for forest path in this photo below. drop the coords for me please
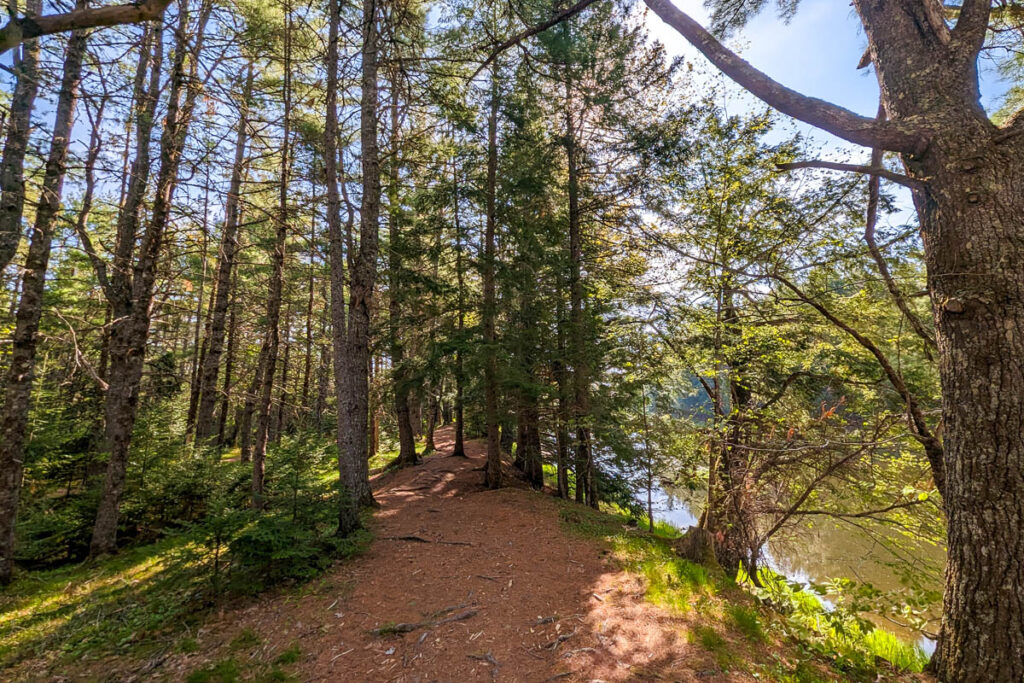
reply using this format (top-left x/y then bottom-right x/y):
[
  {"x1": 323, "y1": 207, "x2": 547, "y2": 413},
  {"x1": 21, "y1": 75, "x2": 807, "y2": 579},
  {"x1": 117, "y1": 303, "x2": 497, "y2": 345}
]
[{"x1": 159, "y1": 427, "x2": 735, "y2": 682}]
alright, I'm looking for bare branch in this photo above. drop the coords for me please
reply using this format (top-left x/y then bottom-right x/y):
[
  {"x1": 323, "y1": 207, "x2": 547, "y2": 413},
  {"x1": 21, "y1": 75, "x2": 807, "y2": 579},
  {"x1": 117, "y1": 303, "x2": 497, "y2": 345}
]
[
  {"x1": 0, "y1": 0, "x2": 172, "y2": 55},
  {"x1": 472, "y1": 0, "x2": 601, "y2": 79},
  {"x1": 642, "y1": 0, "x2": 930, "y2": 153},
  {"x1": 863, "y1": 105, "x2": 937, "y2": 352},
  {"x1": 774, "y1": 273, "x2": 946, "y2": 495},
  {"x1": 776, "y1": 159, "x2": 925, "y2": 190}
]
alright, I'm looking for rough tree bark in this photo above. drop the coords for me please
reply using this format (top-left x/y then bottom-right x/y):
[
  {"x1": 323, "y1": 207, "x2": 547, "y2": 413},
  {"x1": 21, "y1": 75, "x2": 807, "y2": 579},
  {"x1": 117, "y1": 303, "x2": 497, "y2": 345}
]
[
  {"x1": 251, "y1": 0, "x2": 293, "y2": 508},
  {"x1": 482, "y1": 66, "x2": 502, "y2": 489},
  {"x1": 387, "y1": 72, "x2": 418, "y2": 468},
  {"x1": 0, "y1": 0, "x2": 172, "y2": 55},
  {"x1": 337, "y1": 0, "x2": 380, "y2": 535},
  {"x1": 91, "y1": 2, "x2": 211, "y2": 555},
  {"x1": 195, "y1": 63, "x2": 253, "y2": 444},
  {"x1": 452, "y1": 158, "x2": 467, "y2": 458},
  {"x1": 641, "y1": 0, "x2": 1024, "y2": 678},
  {"x1": 0, "y1": 0, "x2": 41, "y2": 272},
  {"x1": 0, "y1": 16, "x2": 88, "y2": 585},
  {"x1": 563, "y1": 63, "x2": 595, "y2": 508}
]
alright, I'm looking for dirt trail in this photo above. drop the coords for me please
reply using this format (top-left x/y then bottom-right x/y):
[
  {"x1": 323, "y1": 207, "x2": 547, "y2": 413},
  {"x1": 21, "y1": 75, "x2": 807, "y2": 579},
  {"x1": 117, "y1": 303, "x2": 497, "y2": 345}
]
[{"x1": 159, "y1": 427, "x2": 738, "y2": 682}]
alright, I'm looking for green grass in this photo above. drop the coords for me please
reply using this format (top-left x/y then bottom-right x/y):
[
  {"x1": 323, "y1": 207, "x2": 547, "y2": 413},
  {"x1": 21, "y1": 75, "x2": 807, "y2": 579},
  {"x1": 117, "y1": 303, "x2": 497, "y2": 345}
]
[
  {"x1": 273, "y1": 643, "x2": 302, "y2": 665},
  {"x1": 728, "y1": 604, "x2": 766, "y2": 643},
  {"x1": 229, "y1": 628, "x2": 260, "y2": 650},
  {"x1": 368, "y1": 438, "x2": 429, "y2": 473},
  {"x1": 557, "y1": 498, "x2": 926, "y2": 680},
  {"x1": 186, "y1": 658, "x2": 241, "y2": 683},
  {"x1": 689, "y1": 625, "x2": 736, "y2": 669},
  {"x1": 557, "y1": 501, "x2": 720, "y2": 618},
  {"x1": 0, "y1": 534, "x2": 209, "y2": 667},
  {"x1": 1, "y1": 511, "x2": 372, "y2": 673}
]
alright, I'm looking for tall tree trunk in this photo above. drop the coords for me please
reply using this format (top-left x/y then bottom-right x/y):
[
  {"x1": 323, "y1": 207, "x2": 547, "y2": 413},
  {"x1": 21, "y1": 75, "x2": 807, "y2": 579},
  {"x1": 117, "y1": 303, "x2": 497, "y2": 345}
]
[
  {"x1": 452, "y1": 158, "x2": 467, "y2": 458},
  {"x1": 195, "y1": 63, "x2": 253, "y2": 444},
  {"x1": 252, "y1": 0, "x2": 293, "y2": 508},
  {"x1": 273, "y1": 305, "x2": 293, "y2": 442},
  {"x1": 482, "y1": 67, "x2": 502, "y2": 489},
  {"x1": 92, "y1": 2, "x2": 212, "y2": 555},
  {"x1": 337, "y1": 0, "x2": 380, "y2": 535},
  {"x1": 563, "y1": 69, "x2": 594, "y2": 508},
  {"x1": 0, "y1": 17, "x2": 88, "y2": 584},
  {"x1": 185, "y1": 160, "x2": 213, "y2": 438},
  {"x1": 387, "y1": 75, "x2": 417, "y2": 468},
  {"x1": 89, "y1": 17, "x2": 164, "y2": 557},
  {"x1": 0, "y1": 0, "x2": 41, "y2": 272},
  {"x1": 216, "y1": 261, "x2": 239, "y2": 446},
  {"x1": 853, "y1": 6, "x2": 1024, "y2": 678},
  {"x1": 239, "y1": 364, "x2": 259, "y2": 464},
  {"x1": 302, "y1": 199, "x2": 317, "y2": 414},
  {"x1": 554, "y1": 292, "x2": 570, "y2": 499}
]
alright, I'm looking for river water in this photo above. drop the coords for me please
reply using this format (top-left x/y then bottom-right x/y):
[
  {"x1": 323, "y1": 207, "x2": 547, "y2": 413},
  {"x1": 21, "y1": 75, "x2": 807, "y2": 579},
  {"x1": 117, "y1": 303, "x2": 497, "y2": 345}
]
[{"x1": 646, "y1": 483, "x2": 944, "y2": 654}]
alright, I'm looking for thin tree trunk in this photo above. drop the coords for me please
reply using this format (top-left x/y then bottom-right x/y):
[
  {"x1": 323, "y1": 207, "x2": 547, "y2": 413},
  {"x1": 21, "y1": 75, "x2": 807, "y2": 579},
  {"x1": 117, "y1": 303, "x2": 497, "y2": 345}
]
[
  {"x1": 482, "y1": 66, "x2": 502, "y2": 489},
  {"x1": 273, "y1": 305, "x2": 293, "y2": 442},
  {"x1": 302, "y1": 197, "x2": 316, "y2": 413},
  {"x1": 92, "y1": 2, "x2": 212, "y2": 555},
  {"x1": 387, "y1": 79, "x2": 417, "y2": 468},
  {"x1": 0, "y1": 0, "x2": 41, "y2": 272},
  {"x1": 452, "y1": 159, "x2": 467, "y2": 458},
  {"x1": 89, "y1": 17, "x2": 165, "y2": 557},
  {"x1": 563, "y1": 66, "x2": 594, "y2": 508},
  {"x1": 185, "y1": 159, "x2": 213, "y2": 438},
  {"x1": 0, "y1": 17, "x2": 88, "y2": 584},
  {"x1": 216, "y1": 260, "x2": 239, "y2": 446},
  {"x1": 195, "y1": 63, "x2": 252, "y2": 444},
  {"x1": 251, "y1": 0, "x2": 293, "y2": 508},
  {"x1": 554, "y1": 292, "x2": 570, "y2": 499}
]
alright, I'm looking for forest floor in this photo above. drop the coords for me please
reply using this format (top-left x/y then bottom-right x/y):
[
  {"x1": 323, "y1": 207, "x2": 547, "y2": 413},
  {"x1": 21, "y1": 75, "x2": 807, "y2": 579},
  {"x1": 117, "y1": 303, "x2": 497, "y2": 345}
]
[{"x1": 4, "y1": 427, "x2": 929, "y2": 682}]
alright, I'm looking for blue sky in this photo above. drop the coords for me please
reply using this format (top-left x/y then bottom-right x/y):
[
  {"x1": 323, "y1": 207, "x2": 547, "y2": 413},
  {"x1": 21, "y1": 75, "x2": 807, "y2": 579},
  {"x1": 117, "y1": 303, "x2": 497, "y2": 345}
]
[
  {"x1": 644, "y1": 0, "x2": 1009, "y2": 145},
  {"x1": 641, "y1": 0, "x2": 1011, "y2": 226}
]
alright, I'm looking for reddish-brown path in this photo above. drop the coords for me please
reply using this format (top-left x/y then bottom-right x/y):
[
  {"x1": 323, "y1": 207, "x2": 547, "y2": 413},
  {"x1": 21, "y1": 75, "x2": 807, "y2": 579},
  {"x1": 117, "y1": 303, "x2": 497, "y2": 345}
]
[{"x1": 148, "y1": 427, "x2": 743, "y2": 682}]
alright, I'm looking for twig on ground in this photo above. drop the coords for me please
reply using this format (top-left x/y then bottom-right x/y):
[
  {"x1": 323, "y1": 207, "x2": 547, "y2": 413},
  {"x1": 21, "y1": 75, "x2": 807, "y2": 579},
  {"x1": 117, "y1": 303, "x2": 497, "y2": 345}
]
[{"x1": 380, "y1": 535, "x2": 475, "y2": 546}]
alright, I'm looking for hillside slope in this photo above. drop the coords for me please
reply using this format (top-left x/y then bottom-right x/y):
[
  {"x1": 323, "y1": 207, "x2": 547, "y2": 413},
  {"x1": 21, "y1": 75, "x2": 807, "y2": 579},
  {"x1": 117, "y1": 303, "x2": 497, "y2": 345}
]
[{"x1": 6, "y1": 427, "x2": 927, "y2": 682}]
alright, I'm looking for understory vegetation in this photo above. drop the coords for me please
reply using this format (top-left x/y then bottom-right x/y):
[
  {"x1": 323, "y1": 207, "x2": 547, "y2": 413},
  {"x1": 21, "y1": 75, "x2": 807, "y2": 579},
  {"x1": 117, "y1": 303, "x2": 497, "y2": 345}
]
[
  {"x1": 559, "y1": 500, "x2": 929, "y2": 680},
  {"x1": 5, "y1": 0, "x2": 1024, "y2": 679}
]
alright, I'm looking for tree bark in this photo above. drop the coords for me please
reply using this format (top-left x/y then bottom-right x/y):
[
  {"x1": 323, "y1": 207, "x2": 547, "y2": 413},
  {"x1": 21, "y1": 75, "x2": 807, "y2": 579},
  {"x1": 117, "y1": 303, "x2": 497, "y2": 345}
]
[
  {"x1": 251, "y1": 0, "x2": 293, "y2": 508},
  {"x1": 645, "y1": 0, "x2": 1024, "y2": 677},
  {"x1": 337, "y1": 0, "x2": 380, "y2": 535},
  {"x1": 387, "y1": 73, "x2": 417, "y2": 468},
  {"x1": 195, "y1": 63, "x2": 253, "y2": 444},
  {"x1": 482, "y1": 66, "x2": 502, "y2": 489},
  {"x1": 0, "y1": 0, "x2": 41, "y2": 272},
  {"x1": 0, "y1": 16, "x2": 88, "y2": 584},
  {"x1": 563, "y1": 64, "x2": 594, "y2": 508},
  {"x1": 452, "y1": 158, "x2": 467, "y2": 458},
  {"x1": 91, "y1": 1, "x2": 211, "y2": 555}
]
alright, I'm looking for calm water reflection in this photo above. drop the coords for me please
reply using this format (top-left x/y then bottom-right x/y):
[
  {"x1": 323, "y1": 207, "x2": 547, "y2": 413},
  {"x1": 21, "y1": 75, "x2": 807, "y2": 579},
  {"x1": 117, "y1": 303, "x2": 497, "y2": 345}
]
[{"x1": 646, "y1": 483, "x2": 943, "y2": 654}]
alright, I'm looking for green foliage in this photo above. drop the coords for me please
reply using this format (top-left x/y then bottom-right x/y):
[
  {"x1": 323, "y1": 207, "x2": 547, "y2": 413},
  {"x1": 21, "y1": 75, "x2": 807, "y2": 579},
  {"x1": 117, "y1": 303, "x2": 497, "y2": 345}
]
[
  {"x1": 741, "y1": 567, "x2": 929, "y2": 674},
  {"x1": 273, "y1": 644, "x2": 302, "y2": 665},
  {"x1": 186, "y1": 658, "x2": 242, "y2": 683},
  {"x1": 2, "y1": 430, "x2": 369, "y2": 668},
  {"x1": 729, "y1": 604, "x2": 765, "y2": 642}
]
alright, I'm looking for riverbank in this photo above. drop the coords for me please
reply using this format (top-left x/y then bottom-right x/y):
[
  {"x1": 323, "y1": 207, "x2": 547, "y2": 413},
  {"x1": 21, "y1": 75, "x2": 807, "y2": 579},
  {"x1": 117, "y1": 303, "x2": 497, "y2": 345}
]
[{"x1": 2, "y1": 429, "x2": 929, "y2": 681}]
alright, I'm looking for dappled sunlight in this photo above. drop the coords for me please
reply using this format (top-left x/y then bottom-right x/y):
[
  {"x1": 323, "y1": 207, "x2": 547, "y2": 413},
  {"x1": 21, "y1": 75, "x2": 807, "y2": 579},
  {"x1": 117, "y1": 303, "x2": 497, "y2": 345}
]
[{"x1": 0, "y1": 536, "x2": 208, "y2": 671}]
